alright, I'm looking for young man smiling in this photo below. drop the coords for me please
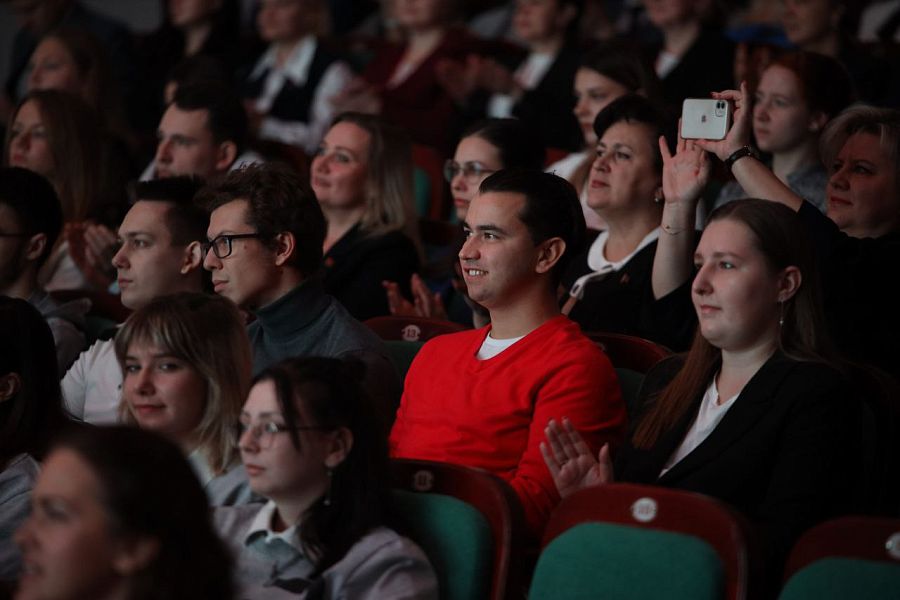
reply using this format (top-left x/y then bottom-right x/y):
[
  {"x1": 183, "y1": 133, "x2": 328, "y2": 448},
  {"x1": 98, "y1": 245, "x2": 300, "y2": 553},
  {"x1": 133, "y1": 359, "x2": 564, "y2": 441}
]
[{"x1": 389, "y1": 168, "x2": 625, "y2": 536}]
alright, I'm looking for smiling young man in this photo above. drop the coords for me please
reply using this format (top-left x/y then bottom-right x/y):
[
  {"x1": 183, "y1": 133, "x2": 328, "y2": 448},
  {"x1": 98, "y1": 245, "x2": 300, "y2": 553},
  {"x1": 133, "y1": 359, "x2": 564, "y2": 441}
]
[
  {"x1": 62, "y1": 177, "x2": 208, "y2": 424},
  {"x1": 200, "y1": 162, "x2": 400, "y2": 416},
  {"x1": 389, "y1": 168, "x2": 626, "y2": 537}
]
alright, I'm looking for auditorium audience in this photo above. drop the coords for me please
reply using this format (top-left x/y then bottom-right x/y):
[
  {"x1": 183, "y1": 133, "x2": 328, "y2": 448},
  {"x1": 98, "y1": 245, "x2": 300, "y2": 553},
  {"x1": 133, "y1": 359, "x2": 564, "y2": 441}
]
[
  {"x1": 390, "y1": 169, "x2": 626, "y2": 537},
  {"x1": 696, "y1": 83, "x2": 900, "y2": 383},
  {"x1": 333, "y1": 0, "x2": 471, "y2": 153},
  {"x1": 242, "y1": 0, "x2": 355, "y2": 155},
  {"x1": 560, "y1": 94, "x2": 695, "y2": 351},
  {"x1": 216, "y1": 356, "x2": 438, "y2": 598},
  {"x1": 441, "y1": 0, "x2": 585, "y2": 152},
  {"x1": 26, "y1": 27, "x2": 134, "y2": 155},
  {"x1": 714, "y1": 50, "x2": 856, "y2": 212},
  {"x1": 200, "y1": 162, "x2": 400, "y2": 415},
  {"x1": 116, "y1": 292, "x2": 253, "y2": 506},
  {"x1": 4, "y1": 89, "x2": 128, "y2": 291},
  {"x1": 2, "y1": 3, "x2": 899, "y2": 595},
  {"x1": 0, "y1": 167, "x2": 86, "y2": 372},
  {"x1": 0, "y1": 297, "x2": 70, "y2": 583},
  {"x1": 313, "y1": 113, "x2": 420, "y2": 321},
  {"x1": 544, "y1": 196, "x2": 861, "y2": 587},
  {"x1": 547, "y1": 41, "x2": 660, "y2": 231},
  {"x1": 63, "y1": 177, "x2": 208, "y2": 424},
  {"x1": 15, "y1": 426, "x2": 234, "y2": 599},
  {"x1": 641, "y1": 0, "x2": 735, "y2": 114},
  {"x1": 383, "y1": 117, "x2": 545, "y2": 326}
]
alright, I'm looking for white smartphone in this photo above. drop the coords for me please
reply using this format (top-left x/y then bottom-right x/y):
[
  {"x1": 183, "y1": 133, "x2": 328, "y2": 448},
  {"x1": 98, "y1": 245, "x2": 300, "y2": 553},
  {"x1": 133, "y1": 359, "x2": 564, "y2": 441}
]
[{"x1": 680, "y1": 98, "x2": 732, "y2": 140}]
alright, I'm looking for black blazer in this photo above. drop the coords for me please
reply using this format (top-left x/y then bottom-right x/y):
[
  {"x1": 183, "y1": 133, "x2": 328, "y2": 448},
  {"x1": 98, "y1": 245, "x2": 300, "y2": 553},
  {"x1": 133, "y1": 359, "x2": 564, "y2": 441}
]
[{"x1": 617, "y1": 353, "x2": 862, "y2": 577}]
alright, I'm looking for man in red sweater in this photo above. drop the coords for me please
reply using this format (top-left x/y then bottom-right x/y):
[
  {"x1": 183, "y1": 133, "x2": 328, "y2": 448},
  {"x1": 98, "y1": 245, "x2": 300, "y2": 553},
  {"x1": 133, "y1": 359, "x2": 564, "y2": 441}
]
[{"x1": 389, "y1": 168, "x2": 626, "y2": 537}]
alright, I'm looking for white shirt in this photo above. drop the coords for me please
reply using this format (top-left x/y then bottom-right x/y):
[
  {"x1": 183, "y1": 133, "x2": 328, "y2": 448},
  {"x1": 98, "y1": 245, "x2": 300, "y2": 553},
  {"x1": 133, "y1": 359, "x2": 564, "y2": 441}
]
[
  {"x1": 249, "y1": 35, "x2": 355, "y2": 154},
  {"x1": 487, "y1": 51, "x2": 555, "y2": 118},
  {"x1": 62, "y1": 338, "x2": 122, "y2": 424},
  {"x1": 660, "y1": 378, "x2": 740, "y2": 476},
  {"x1": 476, "y1": 332, "x2": 525, "y2": 360}
]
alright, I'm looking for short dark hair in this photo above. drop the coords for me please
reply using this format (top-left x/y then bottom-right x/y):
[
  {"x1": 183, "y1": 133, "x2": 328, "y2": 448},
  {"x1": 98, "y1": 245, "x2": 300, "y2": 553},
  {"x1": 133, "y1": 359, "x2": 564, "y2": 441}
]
[
  {"x1": 593, "y1": 94, "x2": 673, "y2": 171},
  {"x1": 461, "y1": 118, "x2": 545, "y2": 171},
  {"x1": 199, "y1": 163, "x2": 326, "y2": 277},
  {"x1": 134, "y1": 176, "x2": 208, "y2": 246},
  {"x1": 50, "y1": 426, "x2": 235, "y2": 600},
  {"x1": 579, "y1": 40, "x2": 660, "y2": 99},
  {"x1": 0, "y1": 167, "x2": 63, "y2": 266},
  {"x1": 479, "y1": 168, "x2": 586, "y2": 284},
  {"x1": 253, "y1": 356, "x2": 387, "y2": 576},
  {"x1": 172, "y1": 82, "x2": 248, "y2": 154}
]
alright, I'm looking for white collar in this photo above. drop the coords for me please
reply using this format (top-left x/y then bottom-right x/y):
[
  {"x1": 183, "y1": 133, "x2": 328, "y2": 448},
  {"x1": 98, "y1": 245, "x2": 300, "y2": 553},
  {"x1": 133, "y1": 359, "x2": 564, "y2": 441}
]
[
  {"x1": 250, "y1": 35, "x2": 319, "y2": 86},
  {"x1": 568, "y1": 227, "x2": 660, "y2": 300},
  {"x1": 244, "y1": 500, "x2": 304, "y2": 552}
]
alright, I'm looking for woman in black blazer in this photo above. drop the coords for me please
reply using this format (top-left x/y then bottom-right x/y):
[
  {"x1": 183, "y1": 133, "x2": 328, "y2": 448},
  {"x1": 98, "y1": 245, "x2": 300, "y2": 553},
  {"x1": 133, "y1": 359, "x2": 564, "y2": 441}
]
[{"x1": 542, "y1": 195, "x2": 861, "y2": 586}]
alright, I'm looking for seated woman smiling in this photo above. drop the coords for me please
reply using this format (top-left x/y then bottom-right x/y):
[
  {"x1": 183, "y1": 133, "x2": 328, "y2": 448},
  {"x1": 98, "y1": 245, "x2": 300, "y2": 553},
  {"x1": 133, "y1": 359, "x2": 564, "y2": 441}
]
[
  {"x1": 116, "y1": 292, "x2": 254, "y2": 506},
  {"x1": 215, "y1": 356, "x2": 438, "y2": 599}
]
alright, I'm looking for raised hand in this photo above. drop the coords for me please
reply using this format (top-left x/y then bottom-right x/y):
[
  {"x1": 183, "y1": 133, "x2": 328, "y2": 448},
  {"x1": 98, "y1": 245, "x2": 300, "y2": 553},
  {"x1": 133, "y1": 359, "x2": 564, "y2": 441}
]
[
  {"x1": 540, "y1": 417, "x2": 613, "y2": 499},
  {"x1": 694, "y1": 81, "x2": 753, "y2": 162},
  {"x1": 659, "y1": 130, "x2": 710, "y2": 207}
]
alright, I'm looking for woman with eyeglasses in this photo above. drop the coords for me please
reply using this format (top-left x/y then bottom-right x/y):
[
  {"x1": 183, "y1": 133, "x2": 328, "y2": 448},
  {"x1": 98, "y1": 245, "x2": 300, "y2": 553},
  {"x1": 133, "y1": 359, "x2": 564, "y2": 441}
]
[
  {"x1": 215, "y1": 356, "x2": 438, "y2": 599},
  {"x1": 115, "y1": 292, "x2": 255, "y2": 507},
  {"x1": 383, "y1": 117, "x2": 545, "y2": 326},
  {"x1": 310, "y1": 112, "x2": 421, "y2": 321}
]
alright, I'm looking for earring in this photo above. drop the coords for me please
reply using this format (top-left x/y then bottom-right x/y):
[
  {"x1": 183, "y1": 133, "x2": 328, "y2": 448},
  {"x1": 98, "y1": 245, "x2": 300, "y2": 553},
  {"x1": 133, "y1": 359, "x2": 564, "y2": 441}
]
[
  {"x1": 654, "y1": 190, "x2": 664, "y2": 204},
  {"x1": 778, "y1": 300, "x2": 785, "y2": 327},
  {"x1": 323, "y1": 468, "x2": 333, "y2": 507}
]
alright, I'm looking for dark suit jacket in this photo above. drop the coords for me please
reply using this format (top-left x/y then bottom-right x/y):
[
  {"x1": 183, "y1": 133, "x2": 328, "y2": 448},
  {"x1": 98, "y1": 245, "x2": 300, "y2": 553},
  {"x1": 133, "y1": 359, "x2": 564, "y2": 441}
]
[{"x1": 617, "y1": 353, "x2": 861, "y2": 579}]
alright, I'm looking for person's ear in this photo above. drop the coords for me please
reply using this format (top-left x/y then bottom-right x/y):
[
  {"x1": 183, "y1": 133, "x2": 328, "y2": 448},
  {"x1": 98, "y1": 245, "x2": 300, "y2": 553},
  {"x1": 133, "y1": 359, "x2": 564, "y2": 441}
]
[
  {"x1": 112, "y1": 536, "x2": 160, "y2": 576},
  {"x1": 214, "y1": 141, "x2": 238, "y2": 173},
  {"x1": 777, "y1": 265, "x2": 802, "y2": 303},
  {"x1": 324, "y1": 427, "x2": 353, "y2": 469},
  {"x1": 535, "y1": 237, "x2": 566, "y2": 275},
  {"x1": 23, "y1": 232, "x2": 47, "y2": 262},
  {"x1": 272, "y1": 232, "x2": 296, "y2": 267},
  {"x1": 180, "y1": 241, "x2": 203, "y2": 274},
  {"x1": 0, "y1": 373, "x2": 22, "y2": 403}
]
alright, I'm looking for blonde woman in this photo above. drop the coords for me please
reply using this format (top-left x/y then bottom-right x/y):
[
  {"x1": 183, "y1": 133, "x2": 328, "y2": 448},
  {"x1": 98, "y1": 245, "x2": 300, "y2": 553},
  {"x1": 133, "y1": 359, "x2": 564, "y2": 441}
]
[
  {"x1": 116, "y1": 292, "x2": 255, "y2": 506},
  {"x1": 311, "y1": 112, "x2": 421, "y2": 320}
]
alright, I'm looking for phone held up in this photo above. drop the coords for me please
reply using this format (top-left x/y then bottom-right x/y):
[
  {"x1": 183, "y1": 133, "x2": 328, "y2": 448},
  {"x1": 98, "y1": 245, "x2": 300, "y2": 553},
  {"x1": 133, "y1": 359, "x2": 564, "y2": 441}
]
[{"x1": 680, "y1": 98, "x2": 732, "y2": 140}]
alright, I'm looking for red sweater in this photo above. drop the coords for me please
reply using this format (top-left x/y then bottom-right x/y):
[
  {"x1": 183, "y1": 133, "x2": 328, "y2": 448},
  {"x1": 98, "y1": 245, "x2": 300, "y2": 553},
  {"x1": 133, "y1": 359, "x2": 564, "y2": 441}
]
[{"x1": 389, "y1": 316, "x2": 626, "y2": 535}]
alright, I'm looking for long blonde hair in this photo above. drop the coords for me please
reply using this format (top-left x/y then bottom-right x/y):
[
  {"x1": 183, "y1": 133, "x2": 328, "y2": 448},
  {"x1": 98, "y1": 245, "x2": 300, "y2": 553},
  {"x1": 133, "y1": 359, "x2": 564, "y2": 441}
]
[
  {"x1": 330, "y1": 112, "x2": 421, "y2": 254},
  {"x1": 115, "y1": 293, "x2": 251, "y2": 474}
]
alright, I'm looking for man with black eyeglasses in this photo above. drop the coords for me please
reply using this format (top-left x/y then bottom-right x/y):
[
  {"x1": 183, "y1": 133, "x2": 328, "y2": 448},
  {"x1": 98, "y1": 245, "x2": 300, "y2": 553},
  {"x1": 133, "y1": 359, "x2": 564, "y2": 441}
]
[
  {"x1": 62, "y1": 177, "x2": 208, "y2": 424},
  {"x1": 200, "y1": 162, "x2": 400, "y2": 420}
]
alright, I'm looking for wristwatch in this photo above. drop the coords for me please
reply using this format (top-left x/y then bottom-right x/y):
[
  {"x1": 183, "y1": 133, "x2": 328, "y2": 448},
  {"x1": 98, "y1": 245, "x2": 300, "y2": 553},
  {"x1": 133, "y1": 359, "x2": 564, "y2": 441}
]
[{"x1": 724, "y1": 145, "x2": 758, "y2": 171}]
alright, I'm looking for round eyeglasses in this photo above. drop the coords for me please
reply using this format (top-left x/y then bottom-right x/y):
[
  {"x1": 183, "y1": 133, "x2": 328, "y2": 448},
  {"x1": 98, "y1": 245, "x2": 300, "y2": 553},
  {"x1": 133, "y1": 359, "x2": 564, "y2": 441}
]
[{"x1": 443, "y1": 160, "x2": 497, "y2": 183}]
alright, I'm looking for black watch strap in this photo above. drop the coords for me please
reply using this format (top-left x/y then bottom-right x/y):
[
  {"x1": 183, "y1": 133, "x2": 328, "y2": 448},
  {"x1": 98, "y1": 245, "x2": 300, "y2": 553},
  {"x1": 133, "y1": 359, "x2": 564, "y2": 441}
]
[{"x1": 724, "y1": 146, "x2": 758, "y2": 171}]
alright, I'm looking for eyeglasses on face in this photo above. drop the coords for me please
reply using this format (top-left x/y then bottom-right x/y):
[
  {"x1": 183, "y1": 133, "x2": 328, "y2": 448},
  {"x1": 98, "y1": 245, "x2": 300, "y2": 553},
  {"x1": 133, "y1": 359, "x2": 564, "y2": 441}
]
[
  {"x1": 235, "y1": 421, "x2": 329, "y2": 449},
  {"x1": 202, "y1": 233, "x2": 265, "y2": 259},
  {"x1": 443, "y1": 160, "x2": 497, "y2": 183}
]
